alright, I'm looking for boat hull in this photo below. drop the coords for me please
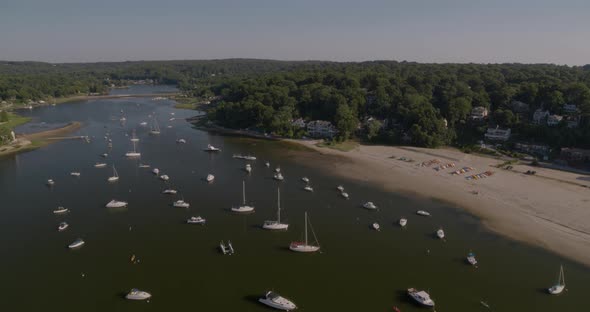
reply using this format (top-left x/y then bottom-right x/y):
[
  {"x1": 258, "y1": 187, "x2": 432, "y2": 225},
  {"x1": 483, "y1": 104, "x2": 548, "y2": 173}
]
[
  {"x1": 289, "y1": 243, "x2": 320, "y2": 253},
  {"x1": 258, "y1": 298, "x2": 297, "y2": 311},
  {"x1": 262, "y1": 222, "x2": 289, "y2": 230}
]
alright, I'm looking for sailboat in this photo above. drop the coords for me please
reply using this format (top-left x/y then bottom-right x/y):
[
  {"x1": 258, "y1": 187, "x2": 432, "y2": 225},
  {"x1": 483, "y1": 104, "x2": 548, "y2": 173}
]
[
  {"x1": 262, "y1": 188, "x2": 289, "y2": 230},
  {"x1": 231, "y1": 181, "x2": 255, "y2": 213},
  {"x1": 548, "y1": 265, "x2": 566, "y2": 295},
  {"x1": 107, "y1": 165, "x2": 119, "y2": 182},
  {"x1": 149, "y1": 117, "x2": 161, "y2": 135},
  {"x1": 125, "y1": 140, "x2": 141, "y2": 157},
  {"x1": 289, "y1": 212, "x2": 320, "y2": 253},
  {"x1": 130, "y1": 130, "x2": 139, "y2": 142}
]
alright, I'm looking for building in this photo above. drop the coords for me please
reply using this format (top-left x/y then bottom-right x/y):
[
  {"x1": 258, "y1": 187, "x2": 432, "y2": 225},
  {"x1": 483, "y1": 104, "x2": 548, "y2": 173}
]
[
  {"x1": 510, "y1": 100, "x2": 530, "y2": 114},
  {"x1": 514, "y1": 143, "x2": 551, "y2": 158},
  {"x1": 484, "y1": 126, "x2": 511, "y2": 141},
  {"x1": 532, "y1": 109, "x2": 549, "y2": 124},
  {"x1": 547, "y1": 115, "x2": 563, "y2": 126},
  {"x1": 563, "y1": 104, "x2": 579, "y2": 114},
  {"x1": 306, "y1": 120, "x2": 338, "y2": 138},
  {"x1": 291, "y1": 118, "x2": 306, "y2": 128},
  {"x1": 470, "y1": 106, "x2": 488, "y2": 120},
  {"x1": 566, "y1": 116, "x2": 580, "y2": 128},
  {"x1": 560, "y1": 148, "x2": 590, "y2": 166}
]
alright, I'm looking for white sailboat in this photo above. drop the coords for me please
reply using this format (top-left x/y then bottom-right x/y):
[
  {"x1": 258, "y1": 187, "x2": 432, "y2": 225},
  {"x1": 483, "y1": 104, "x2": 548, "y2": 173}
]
[
  {"x1": 301, "y1": 177, "x2": 310, "y2": 183},
  {"x1": 204, "y1": 144, "x2": 221, "y2": 152},
  {"x1": 159, "y1": 174, "x2": 169, "y2": 181},
  {"x1": 68, "y1": 238, "x2": 85, "y2": 249},
  {"x1": 107, "y1": 165, "x2": 119, "y2": 182},
  {"x1": 206, "y1": 174, "x2": 215, "y2": 182},
  {"x1": 53, "y1": 206, "x2": 69, "y2": 214},
  {"x1": 162, "y1": 189, "x2": 178, "y2": 195},
  {"x1": 273, "y1": 173, "x2": 284, "y2": 181},
  {"x1": 416, "y1": 210, "x2": 431, "y2": 217},
  {"x1": 46, "y1": 179, "x2": 55, "y2": 186},
  {"x1": 289, "y1": 212, "x2": 320, "y2": 253},
  {"x1": 263, "y1": 188, "x2": 289, "y2": 230},
  {"x1": 231, "y1": 181, "x2": 255, "y2": 213},
  {"x1": 363, "y1": 201, "x2": 377, "y2": 210},
  {"x1": 70, "y1": 172, "x2": 81, "y2": 177},
  {"x1": 245, "y1": 164, "x2": 252, "y2": 173},
  {"x1": 258, "y1": 291, "x2": 297, "y2": 311},
  {"x1": 58, "y1": 222, "x2": 69, "y2": 231},
  {"x1": 372, "y1": 222, "x2": 380, "y2": 231},
  {"x1": 106, "y1": 199, "x2": 128, "y2": 208},
  {"x1": 149, "y1": 117, "x2": 161, "y2": 135},
  {"x1": 125, "y1": 289, "x2": 151, "y2": 300},
  {"x1": 152, "y1": 168, "x2": 160, "y2": 175},
  {"x1": 303, "y1": 185, "x2": 313, "y2": 192},
  {"x1": 94, "y1": 162, "x2": 107, "y2": 168},
  {"x1": 125, "y1": 140, "x2": 141, "y2": 157},
  {"x1": 130, "y1": 130, "x2": 139, "y2": 142},
  {"x1": 548, "y1": 265, "x2": 566, "y2": 295},
  {"x1": 436, "y1": 227, "x2": 445, "y2": 239},
  {"x1": 399, "y1": 218, "x2": 408, "y2": 227}
]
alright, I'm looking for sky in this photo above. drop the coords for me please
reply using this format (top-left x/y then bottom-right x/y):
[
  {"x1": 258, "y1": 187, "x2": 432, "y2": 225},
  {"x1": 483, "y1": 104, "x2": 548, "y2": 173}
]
[{"x1": 0, "y1": 0, "x2": 589, "y2": 65}]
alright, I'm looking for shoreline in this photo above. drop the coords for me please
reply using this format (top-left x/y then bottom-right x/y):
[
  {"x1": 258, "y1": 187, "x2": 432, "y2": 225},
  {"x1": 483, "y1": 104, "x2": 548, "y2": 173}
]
[
  {"x1": 285, "y1": 139, "x2": 590, "y2": 268},
  {"x1": 0, "y1": 122, "x2": 82, "y2": 157},
  {"x1": 10, "y1": 92, "x2": 179, "y2": 110}
]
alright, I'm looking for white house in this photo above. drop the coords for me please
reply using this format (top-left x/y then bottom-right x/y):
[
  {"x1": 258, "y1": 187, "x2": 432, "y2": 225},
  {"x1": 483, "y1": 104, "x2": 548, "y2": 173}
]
[
  {"x1": 484, "y1": 126, "x2": 511, "y2": 141},
  {"x1": 532, "y1": 109, "x2": 549, "y2": 124},
  {"x1": 470, "y1": 107, "x2": 488, "y2": 120},
  {"x1": 563, "y1": 104, "x2": 578, "y2": 114},
  {"x1": 307, "y1": 120, "x2": 338, "y2": 138},
  {"x1": 547, "y1": 115, "x2": 563, "y2": 126}
]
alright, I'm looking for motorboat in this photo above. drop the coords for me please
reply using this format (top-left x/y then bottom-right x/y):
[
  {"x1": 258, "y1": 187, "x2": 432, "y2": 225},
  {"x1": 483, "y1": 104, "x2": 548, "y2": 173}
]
[
  {"x1": 139, "y1": 121, "x2": 148, "y2": 126},
  {"x1": 107, "y1": 165, "x2": 119, "y2": 182},
  {"x1": 106, "y1": 199, "x2": 128, "y2": 208},
  {"x1": 231, "y1": 181, "x2": 255, "y2": 213},
  {"x1": 95, "y1": 163, "x2": 107, "y2": 168},
  {"x1": 138, "y1": 163, "x2": 150, "y2": 168},
  {"x1": 548, "y1": 265, "x2": 566, "y2": 295},
  {"x1": 125, "y1": 289, "x2": 152, "y2": 300},
  {"x1": 407, "y1": 288, "x2": 435, "y2": 307},
  {"x1": 204, "y1": 144, "x2": 221, "y2": 152},
  {"x1": 152, "y1": 168, "x2": 160, "y2": 175},
  {"x1": 176, "y1": 139, "x2": 186, "y2": 144},
  {"x1": 187, "y1": 216, "x2": 206, "y2": 224},
  {"x1": 363, "y1": 201, "x2": 377, "y2": 210},
  {"x1": 68, "y1": 238, "x2": 85, "y2": 249},
  {"x1": 372, "y1": 222, "x2": 380, "y2": 231},
  {"x1": 416, "y1": 210, "x2": 431, "y2": 217},
  {"x1": 162, "y1": 189, "x2": 178, "y2": 195},
  {"x1": 53, "y1": 206, "x2": 69, "y2": 214},
  {"x1": 206, "y1": 174, "x2": 215, "y2": 182},
  {"x1": 467, "y1": 252, "x2": 478, "y2": 266},
  {"x1": 275, "y1": 167, "x2": 281, "y2": 173},
  {"x1": 159, "y1": 174, "x2": 169, "y2": 181},
  {"x1": 303, "y1": 185, "x2": 313, "y2": 192},
  {"x1": 258, "y1": 291, "x2": 297, "y2": 311},
  {"x1": 70, "y1": 172, "x2": 81, "y2": 177},
  {"x1": 120, "y1": 117, "x2": 126, "y2": 122},
  {"x1": 436, "y1": 228, "x2": 445, "y2": 239},
  {"x1": 301, "y1": 177, "x2": 310, "y2": 183},
  {"x1": 341, "y1": 192, "x2": 349, "y2": 199},
  {"x1": 262, "y1": 188, "x2": 289, "y2": 230},
  {"x1": 58, "y1": 222, "x2": 69, "y2": 231},
  {"x1": 337, "y1": 185, "x2": 344, "y2": 192},
  {"x1": 399, "y1": 218, "x2": 408, "y2": 227},
  {"x1": 245, "y1": 164, "x2": 252, "y2": 173},
  {"x1": 289, "y1": 212, "x2": 320, "y2": 253},
  {"x1": 173, "y1": 200, "x2": 190, "y2": 208},
  {"x1": 273, "y1": 173, "x2": 284, "y2": 181},
  {"x1": 101, "y1": 153, "x2": 108, "y2": 158},
  {"x1": 265, "y1": 161, "x2": 270, "y2": 167},
  {"x1": 46, "y1": 179, "x2": 55, "y2": 186}
]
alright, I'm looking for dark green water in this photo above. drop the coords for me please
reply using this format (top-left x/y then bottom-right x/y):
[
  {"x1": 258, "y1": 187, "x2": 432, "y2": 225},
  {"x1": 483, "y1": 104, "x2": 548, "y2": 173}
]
[{"x1": 1, "y1": 86, "x2": 587, "y2": 312}]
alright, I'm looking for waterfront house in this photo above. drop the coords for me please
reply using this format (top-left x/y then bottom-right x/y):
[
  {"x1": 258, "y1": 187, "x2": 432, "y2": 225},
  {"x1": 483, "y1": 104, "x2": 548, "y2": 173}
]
[
  {"x1": 470, "y1": 106, "x2": 488, "y2": 120},
  {"x1": 563, "y1": 104, "x2": 579, "y2": 114},
  {"x1": 514, "y1": 143, "x2": 551, "y2": 159},
  {"x1": 547, "y1": 115, "x2": 563, "y2": 127},
  {"x1": 566, "y1": 116, "x2": 580, "y2": 128},
  {"x1": 291, "y1": 118, "x2": 307, "y2": 128},
  {"x1": 510, "y1": 100, "x2": 530, "y2": 114},
  {"x1": 484, "y1": 126, "x2": 511, "y2": 141},
  {"x1": 532, "y1": 109, "x2": 549, "y2": 124},
  {"x1": 307, "y1": 120, "x2": 338, "y2": 138},
  {"x1": 560, "y1": 148, "x2": 590, "y2": 166}
]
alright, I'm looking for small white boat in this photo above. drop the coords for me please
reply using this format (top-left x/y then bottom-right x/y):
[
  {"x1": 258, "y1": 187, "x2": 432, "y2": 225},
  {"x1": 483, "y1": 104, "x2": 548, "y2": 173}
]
[
  {"x1": 125, "y1": 289, "x2": 152, "y2": 300},
  {"x1": 265, "y1": 161, "x2": 270, "y2": 167},
  {"x1": 416, "y1": 210, "x2": 431, "y2": 217},
  {"x1": 106, "y1": 199, "x2": 128, "y2": 208},
  {"x1": 407, "y1": 288, "x2": 435, "y2": 307},
  {"x1": 301, "y1": 177, "x2": 310, "y2": 183},
  {"x1": 101, "y1": 153, "x2": 108, "y2": 158},
  {"x1": 231, "y1": 181, "x2": 255, "y2": 213},
  {"x1": 372, "y1": 222, "x2": 380, "y2": 231},
  {"x1": 263, "y1": 188, "x2": 289, "y2": 230},
  {"x1": 204, "y1": 144, "x2": 221, "y2": 152},
  {"x1": 107, "y1": 165, "x2": 119, "y2": 182},
  {"x1": 138, "y1": 163, "x2": 150, "y2": 168},
  {"x1": 467, "y1": 252, "x2": 478, "y2": 266},
  {"x1": 120, "y1": 117, "x2": 127, "y2": 122},
  {"x1": 70, "y1": 172, "x2": 81, "y2": 177},
  {"x1": 259, "y1": 291, "x2": 297, "y2": 311},
  {"x1": 245, "y1": 164, "x2": 252, "y2": 173},
  {"x1": 176, "y1": 139, "x2": 186, "y2": 144},
  {"x1": 95, "y1": 163, "x2": 107, "y2": 168},
  {"x1": 68, "y1": 238, "x2": 85, "y2": 249},
  {"x1": 139, "y1": 121, "x2": 148, "y2": 126},
  {"x1": 173, "y1": 200, "x2": 190, "y2": 208},
  {"x1": 337, "y1": 185, "x2": 344, "y2": 192},
  {"x1": 341, "y1": 192, "x2": 349, "y2": 199},
  {"x1": 152, "y1": 168, "x2": 160, "y2": 175},
  {"x1": 273, "y1": 173, "x2": 284, "y2": 181},
  {"x1": 125, "y1": 140, "x2": 141, "y2": 157},
  {"x1": 275, "y1": 167, "x2": 281, "y2": 173},
  {"x1": 399, "y1": 218, "x2": 408, "y2": 227},
  {"x1": 162, "y1": 189, "x2": 178, "y2": 195},
  {"x1": 149, "y1": 118, "x2": 161, "y2": 135},
  {"x1": 436, "y1": 228, "x2": 445, "y2": 239},
  {"x1": 233, "y1": 154, "x2": 256, "y2": 160},
  {"x1": 58, "y1": 222, "x2": 69, "y2": 231},
  {"x1": 159, "y1": 174, "x2": 169, "y2": 181},
  {"x1": 53, "y1": 206, "x2": 69, "y2": 214},
  {"x1": 46, "y1": 179, "x2": 55, "y2": 186},
  {"x1": 363, "y1": 201, "x2": 377, "y2": 210},
  {"x1": 304, "y1": 185, "x2": 313, "y2": 192},
  {"x1": 548, "y1": 265, "x2": 566, "y2": 295},
  {"x1": 206, "y1": 174, "x2": 215, "y2": 182},
  {"x1": 289, "y1": 212, "x2": 320, "y2": 253},
  {"x1": 187, "y1": 216, "x2": 206, "y2": 224}
]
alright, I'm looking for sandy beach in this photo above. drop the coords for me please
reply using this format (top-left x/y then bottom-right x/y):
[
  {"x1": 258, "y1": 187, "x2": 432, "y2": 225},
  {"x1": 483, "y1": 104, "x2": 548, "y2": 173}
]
[
  {"x1": 0, "y1": 122, "x2": 82, "y2": 157},
  {"x1": 288, "y1": 140, "x2": 590, "y2": 267}
]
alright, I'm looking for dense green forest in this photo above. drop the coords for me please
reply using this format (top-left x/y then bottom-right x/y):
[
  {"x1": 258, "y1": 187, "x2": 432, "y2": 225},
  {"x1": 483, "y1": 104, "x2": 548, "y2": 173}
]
[{"x1": 1, "y1": 60, "x2": 590, "y2": 151}]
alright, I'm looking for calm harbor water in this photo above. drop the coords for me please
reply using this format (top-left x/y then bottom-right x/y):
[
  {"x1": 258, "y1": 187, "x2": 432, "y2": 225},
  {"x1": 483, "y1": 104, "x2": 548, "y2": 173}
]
[{"x1": 1, "y1": 86, "x2": 587, "y2": 311}]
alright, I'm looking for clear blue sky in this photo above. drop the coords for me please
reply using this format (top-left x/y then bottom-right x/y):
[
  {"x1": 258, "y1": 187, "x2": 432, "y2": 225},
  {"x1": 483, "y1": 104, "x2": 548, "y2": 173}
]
[{"x1": 1, "y1": 0, "x2": 588, "y2": 64}]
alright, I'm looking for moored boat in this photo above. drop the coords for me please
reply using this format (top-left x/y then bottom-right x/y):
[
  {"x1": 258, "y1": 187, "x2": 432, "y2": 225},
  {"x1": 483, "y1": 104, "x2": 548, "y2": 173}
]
[
  {"x1": 273, "y1": 173, "x2": 284, "y2": 181},
  {"x1": 68, "y1": 238, "x2": 85, "y2": 249},
  {"x1": 258, "y1": 291, "x2": 297, "y2": 311},
  {"x1": 70, "y1": 172, "x2": 81, "y2": 177},
  {"x1": 187, "y1": 216, "x2": 206, "y2": 224},
  {"x1": 372, "y1": 222, "x2": 380, "y2": 231},
  {"x1": 416, "y1": 210, "x2": 431, "y2": 217},
  {"x1": 301, "y1": 177, "x2": 310, "y2": 183},
  {"x1": 407, "y1": 288, "x2": 435, "y2": 307},
  {"x1": 289, "y1": 212, "x2": 320, "y2": 253},
  {"x1": 262, "y1": 188, "x2": 289, "y2": 230},
  {"x1": 303, "y1": 185, "x2": 313, "y2": 192},
  {"x1": 436, "y1": 228, "x2": 445, "y2": 239},
  {"x1": 548, "y1": 265, "x2": 566, "y2": 295},
  {"x1": 95, "y1": 163, "x2": 107, "y2": 168},
  {"x1": 206, "y1": 174, "x2": 215, "y2": 182},
  {"x1": 363, "y1": 201, "x2": 377, "y2": 210},
  {"x1": 399, "y1": 218, "x2": 408, "y2": 227},
  {"x1": 46, "y1": 179, "x2": 55, "y2": 186},
  {"x1": 58, "y1": 222, "x2": 69, "y2": 231},
  {"x1": 231, "y1": 181, "x2": 255, "y2": 213},
  {"x1": 467, "y1": 252, "x2": 478, "y2": 266},
  {"x1": 125, "y1": 289, "x2": 151, "y2": 300},
  {"x1": 173, "y1": 200, "x2": 190, "y2": 208},
  {"x1": 53, "y1": 206, "x2": 69, "y2": 214},
  {"x1": 106, "y1": 199, "x2": 128, "y2": 208},
  {"x1": 204, "y1": 144, "x2": 221, "y2": 152},
  {"x1": 162, "y1": 189, "x2": 177, "y2": 195},
  {"x1": 159, "y1": 174, "x2": 169, "y2": 181}
]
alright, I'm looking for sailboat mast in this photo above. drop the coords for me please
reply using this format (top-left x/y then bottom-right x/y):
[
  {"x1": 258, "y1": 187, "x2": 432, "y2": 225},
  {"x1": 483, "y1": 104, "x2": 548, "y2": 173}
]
[
  {"x1": 242, "y1": 181, "x2": 246, "y2": 205},
  {"x1": 560, "y1": 265, "x2": 565, "y2": 285},
  {"x1": 304, "y1": 212, "x2": 308, "y2": 245},
  {"x1": 277, "y1": 188, "x2": 281, "y2": 222}
]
